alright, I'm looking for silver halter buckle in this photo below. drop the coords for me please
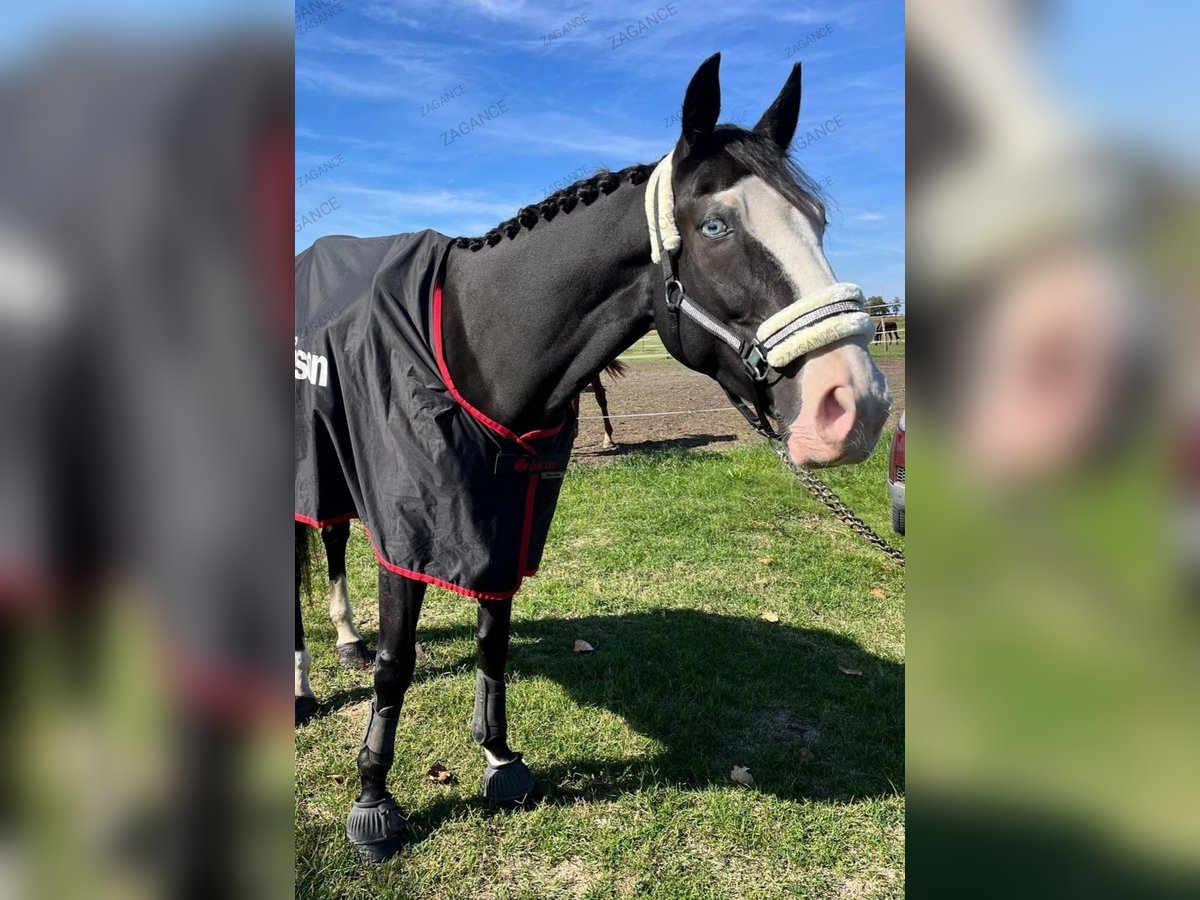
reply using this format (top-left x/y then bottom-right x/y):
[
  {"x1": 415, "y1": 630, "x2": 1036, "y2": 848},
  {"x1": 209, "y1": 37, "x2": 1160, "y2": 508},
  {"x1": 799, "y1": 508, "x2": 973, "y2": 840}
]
[{"x1": 741, "y1": 341, "x2": 770, "y2": 382}]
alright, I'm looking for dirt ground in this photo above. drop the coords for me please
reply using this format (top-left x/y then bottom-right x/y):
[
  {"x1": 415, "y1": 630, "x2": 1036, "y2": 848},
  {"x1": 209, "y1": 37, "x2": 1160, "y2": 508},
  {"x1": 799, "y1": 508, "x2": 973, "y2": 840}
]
[{"x1": 572, "y1": 355, "x2": 905, "y2": 461}]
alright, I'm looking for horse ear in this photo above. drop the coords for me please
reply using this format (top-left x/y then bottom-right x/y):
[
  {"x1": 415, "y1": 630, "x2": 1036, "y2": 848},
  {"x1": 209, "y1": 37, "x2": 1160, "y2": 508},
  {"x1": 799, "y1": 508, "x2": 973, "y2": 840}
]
[
  {"x1": 755, "y1": 62, "x2": 802, "y2": 150},
  {"x1": 679, "y1": 53, "x2": 721, "y2": 149}
]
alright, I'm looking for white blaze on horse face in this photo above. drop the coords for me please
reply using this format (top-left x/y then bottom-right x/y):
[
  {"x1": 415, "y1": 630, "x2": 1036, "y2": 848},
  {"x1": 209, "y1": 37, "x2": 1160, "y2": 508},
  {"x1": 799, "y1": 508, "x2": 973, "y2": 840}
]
[
  {"x1": 329, "y1": 574, "x2": 363, "y2": 647},
  {"x1": 715, "y1": 175, "x2": 890, "y2": 465},
  {"x1": 713, "y1": 175, "x2": 836, "y2": 298},
  {"x1": 296, "y1": 649, "x2": 314, "y2": 698}
]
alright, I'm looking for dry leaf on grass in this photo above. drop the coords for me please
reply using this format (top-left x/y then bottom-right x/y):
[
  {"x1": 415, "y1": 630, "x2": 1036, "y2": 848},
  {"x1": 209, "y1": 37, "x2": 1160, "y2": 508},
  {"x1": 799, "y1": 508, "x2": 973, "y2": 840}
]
[
  {"x1": 758, "y1": 557, "x2": 775, "y2": 566},
  {"x1": 330, "y1": 773, "x2": 346, "y2": 785},
  {"x1": 573, "y1": 640, "x2": 595, "y2": 653},
  {"x1": 838, "y1": 665, "x2": 863, "y2": 677},
  {"x1": 760, "y1": 610, "x2": 780, "y2": 624},
  {"x1": 730, "y1": 766, "x2": 754, "y2": 785},
  {"x1": 427, "y1": 762, "x2": 455, "y2": 784},
  {"x1": 868, "y1": 588, "x2": 887, "y2": 600},
  {"x1": 415, "y1": 641, "x2": 431, "y2": 662},
  {"x1": 798, "y1": 747, "x2": 815, "y2": 762}
]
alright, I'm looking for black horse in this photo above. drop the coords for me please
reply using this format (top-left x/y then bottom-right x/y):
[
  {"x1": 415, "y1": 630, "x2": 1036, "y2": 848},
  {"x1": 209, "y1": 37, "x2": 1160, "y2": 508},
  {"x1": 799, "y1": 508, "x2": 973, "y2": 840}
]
[{"x1": 295, "y1": 54, "x2": 890, "y2": 862}]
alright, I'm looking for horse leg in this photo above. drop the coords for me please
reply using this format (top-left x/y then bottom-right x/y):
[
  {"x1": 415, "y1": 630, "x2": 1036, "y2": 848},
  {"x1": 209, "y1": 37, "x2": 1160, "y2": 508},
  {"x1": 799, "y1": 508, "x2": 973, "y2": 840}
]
[
  {"x1": 473, "y1": 599, "x2": 537, "y2": 808},
  {"x1": 345, "y1": 568, "x2": 425, "y2": 862},
  {"x1": 322, "y1": 522, "x2": 372, "y2": 669},
  {"x1": 296, "y1": 523, "x2": 318, "y2": 725},
  {"x1": 592, "y1": 376, "x2": 617, "y2": 449}
]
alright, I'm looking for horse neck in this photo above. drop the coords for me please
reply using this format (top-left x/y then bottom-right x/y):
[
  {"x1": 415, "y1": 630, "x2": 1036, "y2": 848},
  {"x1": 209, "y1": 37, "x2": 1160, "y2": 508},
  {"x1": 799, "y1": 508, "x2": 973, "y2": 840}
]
[{"x1": 441, "y1": 184, "x2": 658, "y2": 433}]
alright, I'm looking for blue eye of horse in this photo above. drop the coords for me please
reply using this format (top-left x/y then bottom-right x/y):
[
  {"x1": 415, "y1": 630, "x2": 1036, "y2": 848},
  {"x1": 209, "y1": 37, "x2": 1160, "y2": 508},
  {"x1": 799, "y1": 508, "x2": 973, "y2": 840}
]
[{"x1": 700, "y1": 217, "x2": 729, "y2": 238}]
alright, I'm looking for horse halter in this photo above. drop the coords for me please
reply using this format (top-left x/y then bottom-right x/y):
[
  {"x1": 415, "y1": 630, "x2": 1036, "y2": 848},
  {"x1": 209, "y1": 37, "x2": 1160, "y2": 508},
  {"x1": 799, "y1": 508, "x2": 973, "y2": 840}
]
[{"x1": 644, "y1": 153, "x2": 874, "y2": 438}]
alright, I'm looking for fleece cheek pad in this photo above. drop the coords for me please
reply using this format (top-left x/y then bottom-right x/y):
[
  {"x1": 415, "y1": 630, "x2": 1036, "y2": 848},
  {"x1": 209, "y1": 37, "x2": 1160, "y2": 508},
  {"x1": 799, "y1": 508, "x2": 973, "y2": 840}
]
[{"x1": 756, "y1": 283, "x2": 876, "y2": 368}]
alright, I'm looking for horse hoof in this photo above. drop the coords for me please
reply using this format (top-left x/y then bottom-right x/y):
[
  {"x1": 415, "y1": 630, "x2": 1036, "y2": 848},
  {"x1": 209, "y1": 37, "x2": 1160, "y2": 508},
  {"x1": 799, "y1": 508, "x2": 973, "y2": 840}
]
[
  {"x1": 346, "y1": 794, "x2": 409, "y2": 863},
  {"x1": 336, "y1": 640, "x2": 373, "y2": 670},
  {"x1": 602, "y1": 439, "x2": 617, "y2": 450},
  {"x1": 481, "y1": 754, "x2": 538, "y2": 809},
  {"x1": 295, "y1": 695, "x2": 318, "y2": 726}
]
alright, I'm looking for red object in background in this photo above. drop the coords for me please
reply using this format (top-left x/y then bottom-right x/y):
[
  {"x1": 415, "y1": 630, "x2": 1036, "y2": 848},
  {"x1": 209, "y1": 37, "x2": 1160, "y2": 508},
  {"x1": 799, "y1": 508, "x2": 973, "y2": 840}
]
[{"x1": 889, "y1": 419, "x2": 906, "y2": 484}]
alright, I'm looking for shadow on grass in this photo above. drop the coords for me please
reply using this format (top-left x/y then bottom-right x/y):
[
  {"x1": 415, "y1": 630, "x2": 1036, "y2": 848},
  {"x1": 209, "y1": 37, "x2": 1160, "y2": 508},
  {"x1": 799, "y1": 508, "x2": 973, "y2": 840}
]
[
  {"x1": 575, "y1": 432, "x2": 740, "y2": 458},
  {"x1": 310, "y1": 609, "x2": 902, "y2": 843}
]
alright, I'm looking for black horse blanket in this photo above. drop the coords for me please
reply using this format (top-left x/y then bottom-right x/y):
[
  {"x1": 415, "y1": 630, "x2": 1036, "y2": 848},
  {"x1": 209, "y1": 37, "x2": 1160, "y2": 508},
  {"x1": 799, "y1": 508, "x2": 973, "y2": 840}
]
[{"x1": 295, "y1": 230, "x2": 577, "y2": 600}]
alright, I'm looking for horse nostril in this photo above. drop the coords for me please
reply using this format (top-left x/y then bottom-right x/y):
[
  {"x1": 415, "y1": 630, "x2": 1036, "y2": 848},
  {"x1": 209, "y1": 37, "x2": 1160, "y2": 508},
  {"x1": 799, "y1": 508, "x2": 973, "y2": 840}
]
[{"x1": 815, "y1": 385, "x2": 856, "y2": 445}]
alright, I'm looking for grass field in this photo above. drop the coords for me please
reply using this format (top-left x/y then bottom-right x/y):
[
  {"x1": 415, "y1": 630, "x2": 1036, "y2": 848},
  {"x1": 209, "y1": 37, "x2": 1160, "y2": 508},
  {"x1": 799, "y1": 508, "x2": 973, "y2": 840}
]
[
  {"x1": 866, "y1": 343, "x2": 905, "y2": 360},
  {"x1": 296, "y1": 440, "x2": 904, "y2": 899}
]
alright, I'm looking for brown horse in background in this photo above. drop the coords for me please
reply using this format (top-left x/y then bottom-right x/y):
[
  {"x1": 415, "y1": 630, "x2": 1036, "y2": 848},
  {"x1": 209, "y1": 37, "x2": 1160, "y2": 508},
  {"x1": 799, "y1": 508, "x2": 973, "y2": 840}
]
[
  {"x1": 584, "y1": 361, "x2": 626, "y2": 448},
  {"x1": 873, "y1": 316, "x2": 902, "y2": 345}
]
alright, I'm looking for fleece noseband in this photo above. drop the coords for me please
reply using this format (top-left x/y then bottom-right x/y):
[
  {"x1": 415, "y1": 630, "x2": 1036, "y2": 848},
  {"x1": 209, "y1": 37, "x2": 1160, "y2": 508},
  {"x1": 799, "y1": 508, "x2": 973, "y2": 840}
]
[{"x1": 645, "y1": 154, "x2": 874, "y2": 435}]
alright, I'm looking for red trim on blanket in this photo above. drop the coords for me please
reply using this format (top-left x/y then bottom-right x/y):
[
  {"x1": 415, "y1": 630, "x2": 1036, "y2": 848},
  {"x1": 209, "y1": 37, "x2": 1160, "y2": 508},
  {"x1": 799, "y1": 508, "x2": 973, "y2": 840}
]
[
  {"x1": 295, "y1": 515, "x2": 520, "y2": 601},
  {"x1": 516, "y1": 474, "x2": 539, "y2": 575},
  {"x1": 294, "y1": 511, "x2": 357, "y2": 529},
  {"x1": 432, "y1": 283, "x2": 564, "y2": 454},
  {"x1": 360, "y1": 523, "x2": 520, "y2": 601}
]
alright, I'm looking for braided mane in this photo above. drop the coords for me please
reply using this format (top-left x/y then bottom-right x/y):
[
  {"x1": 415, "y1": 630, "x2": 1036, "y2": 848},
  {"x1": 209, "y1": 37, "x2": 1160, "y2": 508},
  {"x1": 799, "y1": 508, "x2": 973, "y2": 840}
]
[
  {"x1": 450, "y1": 123, "x2": 830, "y2": 252},
  {"x1": 452, "y1": 162, "x2": 657, "y2": 251}
]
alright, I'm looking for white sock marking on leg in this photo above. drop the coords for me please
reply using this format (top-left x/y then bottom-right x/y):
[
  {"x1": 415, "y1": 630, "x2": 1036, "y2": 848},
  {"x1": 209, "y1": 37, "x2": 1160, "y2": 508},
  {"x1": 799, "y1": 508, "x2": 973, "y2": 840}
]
[
  {"x1": 295, "y1": 649, "x2": 314, "y2": 698},
  {"x1": 484, "y1": 748, "x2": 516, "y2": 767},
  {"x1": 328, "y1": 575, "x2": 363, "y2": 647}
]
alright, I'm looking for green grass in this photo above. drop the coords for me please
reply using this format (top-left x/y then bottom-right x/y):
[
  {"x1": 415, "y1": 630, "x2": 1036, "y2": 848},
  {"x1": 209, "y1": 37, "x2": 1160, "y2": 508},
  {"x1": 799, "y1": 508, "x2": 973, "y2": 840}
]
[
  {"x1": 296, "y1": 440, "x2": 904, "y2": 899},
  {"x1": 867, "y1": 343, "x2": 905, "y2": 360},
  {"x1": 617, "y1": 331, "x2": 670, "y2": 361}
]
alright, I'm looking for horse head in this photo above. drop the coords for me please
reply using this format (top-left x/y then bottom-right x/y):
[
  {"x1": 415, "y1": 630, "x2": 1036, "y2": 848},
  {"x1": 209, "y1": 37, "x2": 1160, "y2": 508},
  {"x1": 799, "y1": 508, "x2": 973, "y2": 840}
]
[{"x1": 653, "y1": 54, "x2": 891, "y2": 467}]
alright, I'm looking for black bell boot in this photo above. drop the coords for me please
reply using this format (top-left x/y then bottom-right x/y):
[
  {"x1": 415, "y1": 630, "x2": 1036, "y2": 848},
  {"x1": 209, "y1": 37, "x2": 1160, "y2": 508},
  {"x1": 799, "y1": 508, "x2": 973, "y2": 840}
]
[
  {"x1": 345, "y1": 704, "x2": 408, "y2": 861},
  {"x1": 345, "y1": 795, "x2": 408, "y2": 862},
  {"x1": 473, "y1": 671, "x2": 538, "y2": 809}
]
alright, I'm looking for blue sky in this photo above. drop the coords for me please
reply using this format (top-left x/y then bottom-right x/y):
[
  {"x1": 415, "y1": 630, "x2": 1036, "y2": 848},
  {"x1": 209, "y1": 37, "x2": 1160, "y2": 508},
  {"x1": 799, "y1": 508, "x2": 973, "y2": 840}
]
[{"x1": 296, "y1": 0, "x2": 905, "y2": 303}]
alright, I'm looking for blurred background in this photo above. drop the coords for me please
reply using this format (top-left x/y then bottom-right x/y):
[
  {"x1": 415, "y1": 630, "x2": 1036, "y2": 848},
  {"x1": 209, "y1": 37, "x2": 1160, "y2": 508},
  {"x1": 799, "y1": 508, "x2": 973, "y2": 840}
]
[
  {"x1": 907, "y1": 0, "x2": 1199, "y2": 896},
  {"x1": 0, "y1": 3, "x2": 292, "y2": 899}
]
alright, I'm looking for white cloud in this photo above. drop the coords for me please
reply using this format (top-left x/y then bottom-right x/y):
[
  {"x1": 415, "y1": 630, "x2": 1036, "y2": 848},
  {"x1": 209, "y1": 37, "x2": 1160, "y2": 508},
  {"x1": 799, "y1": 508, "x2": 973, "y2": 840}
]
[{"x1": 296, "y1": 65, "x2": 414, "y2": 99}]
